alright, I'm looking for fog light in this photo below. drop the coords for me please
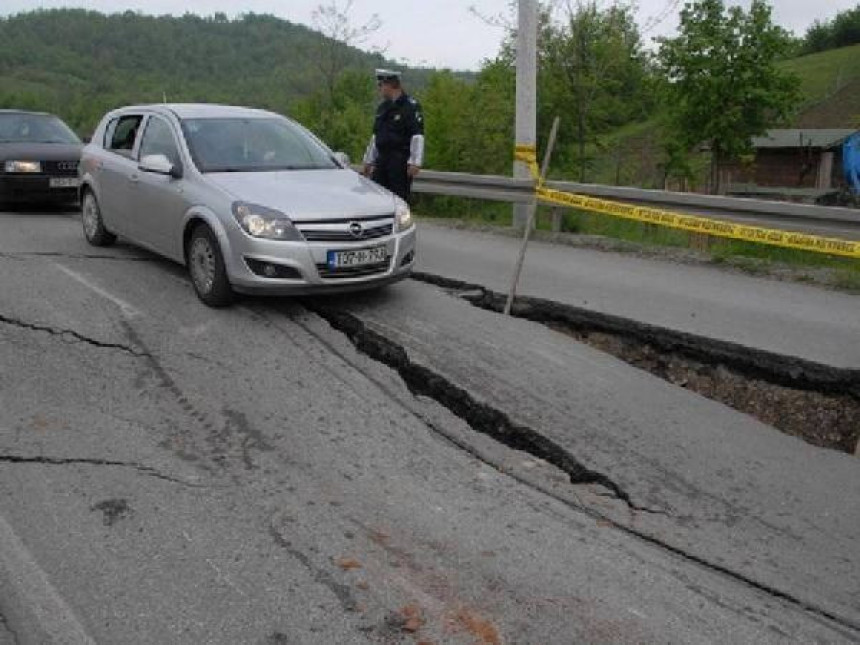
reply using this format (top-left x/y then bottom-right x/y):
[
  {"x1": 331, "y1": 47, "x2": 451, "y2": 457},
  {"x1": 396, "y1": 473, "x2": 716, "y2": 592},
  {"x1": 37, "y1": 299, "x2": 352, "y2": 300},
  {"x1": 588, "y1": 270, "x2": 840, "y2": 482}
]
[{"x1": 245, "y1": 257, "x2": 302, "y2": 280}]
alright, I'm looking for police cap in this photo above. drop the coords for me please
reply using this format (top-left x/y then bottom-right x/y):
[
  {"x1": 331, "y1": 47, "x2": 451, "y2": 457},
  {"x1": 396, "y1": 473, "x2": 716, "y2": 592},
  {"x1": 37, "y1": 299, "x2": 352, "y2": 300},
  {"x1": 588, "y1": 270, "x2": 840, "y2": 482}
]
[{"x1": 375, "y1": 68, "x2": 402, "y2": 84}]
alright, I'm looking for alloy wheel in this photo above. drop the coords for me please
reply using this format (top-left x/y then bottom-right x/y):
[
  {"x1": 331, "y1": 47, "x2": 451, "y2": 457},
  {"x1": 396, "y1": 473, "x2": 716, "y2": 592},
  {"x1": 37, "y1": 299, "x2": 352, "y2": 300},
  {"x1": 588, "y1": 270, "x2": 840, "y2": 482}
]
[{"x1": 190, "y1": 236, "x2": 216, "y2": 295}]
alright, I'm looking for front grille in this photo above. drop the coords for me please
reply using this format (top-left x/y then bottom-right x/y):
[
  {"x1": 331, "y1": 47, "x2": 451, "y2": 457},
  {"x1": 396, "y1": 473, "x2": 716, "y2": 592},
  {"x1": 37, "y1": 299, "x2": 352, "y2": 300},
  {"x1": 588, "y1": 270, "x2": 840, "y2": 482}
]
[
  {"x1": 316, "y1": 261, "x2": 390, "y2": 280},
  {"x1": 302, "y1": 223, "x2": 394, "y2": 242},
  {"x1": 42, "y1": 160, "x2": 79, "y2": 176}
]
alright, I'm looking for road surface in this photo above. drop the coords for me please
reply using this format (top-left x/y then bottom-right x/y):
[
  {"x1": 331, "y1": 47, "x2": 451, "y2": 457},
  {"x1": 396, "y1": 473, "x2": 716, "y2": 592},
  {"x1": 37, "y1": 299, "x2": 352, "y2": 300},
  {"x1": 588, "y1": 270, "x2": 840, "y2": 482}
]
[
  {"x1": 415, "y1": 222, "x2": 860, "y2": 369},
  {"x1": 1, "y1": 209, "x2": 858, "y2": 644}
]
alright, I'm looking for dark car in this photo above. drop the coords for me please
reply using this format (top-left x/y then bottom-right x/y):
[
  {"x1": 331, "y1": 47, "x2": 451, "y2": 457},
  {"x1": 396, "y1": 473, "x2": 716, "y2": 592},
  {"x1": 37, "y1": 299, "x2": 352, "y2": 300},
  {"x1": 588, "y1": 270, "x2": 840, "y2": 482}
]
[{"x1": 0, "y1": 110, "x2": 83, "y2": 207}]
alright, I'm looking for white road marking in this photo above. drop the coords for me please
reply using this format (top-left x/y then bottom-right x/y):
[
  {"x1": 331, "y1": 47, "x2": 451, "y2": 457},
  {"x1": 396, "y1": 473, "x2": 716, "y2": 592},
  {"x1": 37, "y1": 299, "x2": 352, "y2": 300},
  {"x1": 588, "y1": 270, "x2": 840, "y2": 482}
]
[
  {"x1": 0, "y1": 513, "x2": 97, "y2": 644},
  {"x1": 52, "y1": 263, "x2": 142, "y2": 319}
]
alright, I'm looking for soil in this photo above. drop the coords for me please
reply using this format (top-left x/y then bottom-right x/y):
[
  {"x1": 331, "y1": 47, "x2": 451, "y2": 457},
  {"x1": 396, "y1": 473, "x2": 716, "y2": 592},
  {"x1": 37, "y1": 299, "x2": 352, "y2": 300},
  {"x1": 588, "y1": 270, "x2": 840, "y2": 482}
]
[{"x1": 551, "y1": 326, "x2": 860, "y2": 454}]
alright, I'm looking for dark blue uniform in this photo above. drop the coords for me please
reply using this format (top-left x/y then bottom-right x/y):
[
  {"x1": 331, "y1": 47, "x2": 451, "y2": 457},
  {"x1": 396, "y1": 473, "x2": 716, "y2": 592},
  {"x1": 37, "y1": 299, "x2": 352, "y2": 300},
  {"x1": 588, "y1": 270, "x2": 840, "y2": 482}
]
[{"x1": 368, "y1": 93, "x2": 424, "y2": 201}]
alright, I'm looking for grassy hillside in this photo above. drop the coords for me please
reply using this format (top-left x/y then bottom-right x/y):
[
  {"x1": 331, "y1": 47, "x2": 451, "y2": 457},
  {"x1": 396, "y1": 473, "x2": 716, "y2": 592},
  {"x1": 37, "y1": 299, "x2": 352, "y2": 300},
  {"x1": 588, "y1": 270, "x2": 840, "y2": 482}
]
[
  {"x1": 783, "y1": 44, "x2": 860, "y2": 128},
  {"x1": 0, "y1": 9, "x2": 452, "y2": 134},
  {"x1": 783, "y1": 43, "x2": 860, "y2": 104}
]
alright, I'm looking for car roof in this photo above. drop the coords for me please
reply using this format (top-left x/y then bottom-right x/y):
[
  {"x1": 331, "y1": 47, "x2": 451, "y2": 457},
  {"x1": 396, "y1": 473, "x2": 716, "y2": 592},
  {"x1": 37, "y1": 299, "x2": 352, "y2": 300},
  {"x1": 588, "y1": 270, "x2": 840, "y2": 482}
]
[{"x1": 112, "y1": 104, "x2": 282, "y2": 121}]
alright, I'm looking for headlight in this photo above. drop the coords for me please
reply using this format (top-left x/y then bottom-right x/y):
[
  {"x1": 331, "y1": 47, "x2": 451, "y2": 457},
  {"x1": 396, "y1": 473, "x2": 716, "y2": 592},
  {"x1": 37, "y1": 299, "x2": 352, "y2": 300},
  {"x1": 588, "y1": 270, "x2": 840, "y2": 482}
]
[
  {"x1": 395, "y1": 201, "x2": 414, "y2": 231},
  {"x1": 4, "y1": 161, "x2": 42, "y2": 173},
  {"x1": 232, "y1": 202, "x2": 303, "y2": 241}
]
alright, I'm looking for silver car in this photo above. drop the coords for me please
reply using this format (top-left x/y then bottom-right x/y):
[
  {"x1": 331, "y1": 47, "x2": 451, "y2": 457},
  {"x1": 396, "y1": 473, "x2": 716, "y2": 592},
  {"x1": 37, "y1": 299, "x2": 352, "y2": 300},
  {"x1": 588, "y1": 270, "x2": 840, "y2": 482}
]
[{"x1": 79, "y1": 104, "x2": 416, "y2": 306}]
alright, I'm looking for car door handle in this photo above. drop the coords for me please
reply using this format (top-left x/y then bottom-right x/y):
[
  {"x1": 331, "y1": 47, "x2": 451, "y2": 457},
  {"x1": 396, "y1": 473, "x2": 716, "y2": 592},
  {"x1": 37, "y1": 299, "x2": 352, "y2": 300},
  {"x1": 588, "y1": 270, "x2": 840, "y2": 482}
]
[{"x1": 129, "y1": 174, "x2": 140, "y2": 183}]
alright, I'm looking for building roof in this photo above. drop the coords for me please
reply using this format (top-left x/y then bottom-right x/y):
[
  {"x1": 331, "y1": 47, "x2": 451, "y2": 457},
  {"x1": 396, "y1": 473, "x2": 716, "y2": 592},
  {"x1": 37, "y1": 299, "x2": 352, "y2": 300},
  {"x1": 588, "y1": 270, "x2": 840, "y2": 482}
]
[{"x1": 752, "y1": 129, "x2": 857, "y2": 150}]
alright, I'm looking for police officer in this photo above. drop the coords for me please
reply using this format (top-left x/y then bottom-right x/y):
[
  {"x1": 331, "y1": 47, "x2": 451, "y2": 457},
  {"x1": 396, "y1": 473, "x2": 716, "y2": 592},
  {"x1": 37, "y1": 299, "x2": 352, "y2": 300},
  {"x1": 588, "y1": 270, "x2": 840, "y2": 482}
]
[{"x1": 362, "y1": 69, "x2": 424, "y2": 202}]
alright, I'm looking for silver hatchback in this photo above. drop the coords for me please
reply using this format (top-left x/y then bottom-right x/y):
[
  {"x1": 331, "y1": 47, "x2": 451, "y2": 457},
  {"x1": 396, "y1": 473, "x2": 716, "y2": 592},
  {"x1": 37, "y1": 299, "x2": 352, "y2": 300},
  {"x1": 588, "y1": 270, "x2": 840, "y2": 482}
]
[{"x1": 79, "y1": 104, "x2": 416, "y2": 306}]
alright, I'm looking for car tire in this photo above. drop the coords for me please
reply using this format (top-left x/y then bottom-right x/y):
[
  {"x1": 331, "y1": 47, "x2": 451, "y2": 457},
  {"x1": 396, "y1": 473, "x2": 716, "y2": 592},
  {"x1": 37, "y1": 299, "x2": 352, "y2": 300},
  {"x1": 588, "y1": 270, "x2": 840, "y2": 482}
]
[
  {"x1": 187, "y1": 224, "x2": 234, "y2": 307},
  {"x1": 81, "y1": 191, "x2": 116, "y2": 247}
]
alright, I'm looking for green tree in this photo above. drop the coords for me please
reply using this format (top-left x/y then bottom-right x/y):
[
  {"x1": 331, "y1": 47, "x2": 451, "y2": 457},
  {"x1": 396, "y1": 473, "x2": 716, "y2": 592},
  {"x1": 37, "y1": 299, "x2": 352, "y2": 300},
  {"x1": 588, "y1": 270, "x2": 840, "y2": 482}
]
[
  {"x1": 657, "y1": 0, "x2": 800, "y2": 193},
  {"x1": 420, "y1": 61, "x2": 515, "y2": 175},
  {"x1": 291, "y1": 69, "x2": 376, "y2": 160},
  {"x1": 310, "y1": 2, "x2": 382, "y2": 111},
  {"x1": 803, "y1": 5, "x2": 860, "y2": 54},
  {"x1": 541, "y1": 1, "x2": 650, "y2": 181}
]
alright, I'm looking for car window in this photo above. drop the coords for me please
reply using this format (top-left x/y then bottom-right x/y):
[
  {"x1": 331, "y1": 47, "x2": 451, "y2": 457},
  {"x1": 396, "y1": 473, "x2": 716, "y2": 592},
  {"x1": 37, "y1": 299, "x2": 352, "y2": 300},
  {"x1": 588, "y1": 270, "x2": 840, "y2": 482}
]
[
  {"x1": 138, "y1": 116, "x2": 181, "y2": 167},
  {"x1": 108, "y1": 115, "x2": 143, "y2": 155},
  {"x1": 0, "y1": 113, "x2": 80, "y2": 144},
  {"x1": 181, "y1": 117, "x2": 337, "y2": 173}
]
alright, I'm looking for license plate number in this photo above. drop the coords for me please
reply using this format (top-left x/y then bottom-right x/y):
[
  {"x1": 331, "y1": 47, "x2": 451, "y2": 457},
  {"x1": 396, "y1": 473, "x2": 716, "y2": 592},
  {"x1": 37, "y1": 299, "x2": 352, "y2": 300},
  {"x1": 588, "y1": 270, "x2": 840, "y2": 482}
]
[
  {"x1": 328, "y1": 246, "x2": 387, "y2": 268},
  {"x1": 50, "y1": 177, "x2": 80, "y2": 189}
]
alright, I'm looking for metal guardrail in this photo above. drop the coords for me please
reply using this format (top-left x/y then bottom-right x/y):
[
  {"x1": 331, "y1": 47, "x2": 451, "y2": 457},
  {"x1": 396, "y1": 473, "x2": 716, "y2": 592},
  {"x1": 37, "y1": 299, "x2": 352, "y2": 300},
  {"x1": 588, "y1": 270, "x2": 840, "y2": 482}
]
[
  {"x1": 410, "y1": 169, "x2": 860, "y2": 240},
  {"x1": 413, "y1": 170, "x2": 534, "y2": 204}
]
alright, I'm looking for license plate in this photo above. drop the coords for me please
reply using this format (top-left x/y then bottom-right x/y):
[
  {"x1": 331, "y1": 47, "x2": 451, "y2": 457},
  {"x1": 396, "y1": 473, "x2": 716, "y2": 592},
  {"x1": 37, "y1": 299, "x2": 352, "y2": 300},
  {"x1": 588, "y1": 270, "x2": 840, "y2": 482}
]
[
  {"x1": 50, "y1": 177, "x2": 80, "y2": 189},
  {"x1": 328, "y1": 245, "x2": 387, "y2": 269}
]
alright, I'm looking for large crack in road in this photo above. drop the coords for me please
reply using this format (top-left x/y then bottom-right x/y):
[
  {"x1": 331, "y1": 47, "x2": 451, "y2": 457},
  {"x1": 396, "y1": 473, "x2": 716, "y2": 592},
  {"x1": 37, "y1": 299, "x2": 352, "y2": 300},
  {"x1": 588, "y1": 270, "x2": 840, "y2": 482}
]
[
  {"x1": 411, "y1": 272, "x2": 860, "y2": 454},
  {"x1": 0, "y1": 455, "x2": 204, "y2": 488},
  {"x1": 305, "y1": 299, "x2": 860, "y2": 637},
  {"x1": 309, "y1": 303, "x2": 647, "y2": 512},
  {"x1": 0, "y1": 313, "x2": 147, "y2": 358}
]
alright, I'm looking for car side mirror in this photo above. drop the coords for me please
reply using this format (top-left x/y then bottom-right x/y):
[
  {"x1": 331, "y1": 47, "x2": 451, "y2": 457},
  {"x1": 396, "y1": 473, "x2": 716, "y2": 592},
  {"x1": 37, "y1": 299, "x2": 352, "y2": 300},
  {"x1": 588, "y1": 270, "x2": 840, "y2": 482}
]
[
  {"x1": 333, "y1": 152, "x2": 350, "y2": 168},
  {"x1": 139, "y1": 154, "x2": 182, "y2": 179}
]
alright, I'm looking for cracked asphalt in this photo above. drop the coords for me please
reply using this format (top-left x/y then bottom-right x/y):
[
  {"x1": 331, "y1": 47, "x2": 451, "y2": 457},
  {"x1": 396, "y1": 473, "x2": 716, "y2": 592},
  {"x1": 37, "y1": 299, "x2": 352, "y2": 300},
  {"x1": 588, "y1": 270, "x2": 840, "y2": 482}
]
[
  {"x1": 415, "y1": 222, "x2": 860, "y2": 369},
  {"x1": 1, "y1": 209, "x2": 859, "y2": 644}
]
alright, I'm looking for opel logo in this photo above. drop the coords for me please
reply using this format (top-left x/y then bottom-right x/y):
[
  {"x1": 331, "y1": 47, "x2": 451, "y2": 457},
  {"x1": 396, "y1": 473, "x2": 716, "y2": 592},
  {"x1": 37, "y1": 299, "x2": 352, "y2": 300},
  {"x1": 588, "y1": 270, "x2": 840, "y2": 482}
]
[
  {"x1": 348, "y1": 222, "x2": 364, "y2": 238},
  {"x1": 58, "y1": 161, "x2": 78, "y2": 172}
]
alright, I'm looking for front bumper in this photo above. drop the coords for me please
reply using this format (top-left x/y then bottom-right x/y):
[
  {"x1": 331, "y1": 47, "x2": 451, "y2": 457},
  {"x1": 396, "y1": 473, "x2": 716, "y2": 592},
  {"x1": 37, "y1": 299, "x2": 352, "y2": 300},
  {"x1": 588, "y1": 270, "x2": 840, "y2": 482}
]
[
  {"x1": 224, "y1": 226, "x2": 417, "y2": 296},
  {"x1": 0, "y1": 175, "x2": 79, "y2": 204}
]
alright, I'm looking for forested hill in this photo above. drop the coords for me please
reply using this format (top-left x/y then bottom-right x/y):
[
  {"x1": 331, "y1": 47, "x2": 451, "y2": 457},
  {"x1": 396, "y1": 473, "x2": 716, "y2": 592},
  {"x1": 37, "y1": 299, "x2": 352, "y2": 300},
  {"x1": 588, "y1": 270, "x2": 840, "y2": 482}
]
[{"x1": 0, "y1": 9, "x2": 439, "y2": 133}]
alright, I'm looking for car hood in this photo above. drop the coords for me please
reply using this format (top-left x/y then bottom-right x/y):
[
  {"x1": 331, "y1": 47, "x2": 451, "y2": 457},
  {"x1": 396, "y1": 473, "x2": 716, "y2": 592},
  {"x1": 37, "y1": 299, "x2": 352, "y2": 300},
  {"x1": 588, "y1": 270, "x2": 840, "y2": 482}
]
[
  {"x1": 0, "y1": 143, "x2": 82, "y2": 161},
  {"x1": 204, "y1": 169, "x2": 398, "y2": 221}
]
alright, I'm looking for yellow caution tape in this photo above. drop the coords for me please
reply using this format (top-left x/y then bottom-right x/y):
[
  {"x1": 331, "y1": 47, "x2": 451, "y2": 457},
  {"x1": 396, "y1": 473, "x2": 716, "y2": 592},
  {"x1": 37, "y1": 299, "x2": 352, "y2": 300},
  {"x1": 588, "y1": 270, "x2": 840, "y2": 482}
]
[
  {"x1": 514, "y1": 144, "x2": 860, "y2": 259},
  {"x1": 514, "y1": 144, "x2": 542, "y2": 186}
]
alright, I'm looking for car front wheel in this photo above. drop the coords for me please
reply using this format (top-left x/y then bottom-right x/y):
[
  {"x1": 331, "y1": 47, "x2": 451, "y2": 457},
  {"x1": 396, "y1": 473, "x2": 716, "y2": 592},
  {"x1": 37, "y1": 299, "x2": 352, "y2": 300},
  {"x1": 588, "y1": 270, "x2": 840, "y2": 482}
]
[
  {"x1": 81, "y1": 191, "x2": 116, "y2": 247},
  {"x1": 187, "y1": 224, "x2": 234, "y2": 307}
]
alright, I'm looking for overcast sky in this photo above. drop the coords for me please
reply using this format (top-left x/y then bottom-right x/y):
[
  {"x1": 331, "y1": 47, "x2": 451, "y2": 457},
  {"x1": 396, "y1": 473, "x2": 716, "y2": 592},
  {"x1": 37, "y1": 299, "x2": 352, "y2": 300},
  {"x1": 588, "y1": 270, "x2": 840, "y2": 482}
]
[{"x1": 2, "y1": 1, "x2": 858, "y2": 70}]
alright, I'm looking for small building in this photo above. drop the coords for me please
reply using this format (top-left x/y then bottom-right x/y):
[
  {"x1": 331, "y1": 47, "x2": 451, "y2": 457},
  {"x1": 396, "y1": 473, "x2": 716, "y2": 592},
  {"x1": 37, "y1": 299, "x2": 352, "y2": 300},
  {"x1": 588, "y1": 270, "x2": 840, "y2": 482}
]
[{"x1": 722, "y1": 129, "x2": 858, "y2": 201}]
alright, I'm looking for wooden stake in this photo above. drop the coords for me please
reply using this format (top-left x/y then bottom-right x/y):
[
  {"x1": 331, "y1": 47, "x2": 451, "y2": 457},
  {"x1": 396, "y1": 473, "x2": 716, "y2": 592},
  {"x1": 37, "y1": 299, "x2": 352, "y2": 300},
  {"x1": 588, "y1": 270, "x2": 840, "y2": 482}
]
[{"x1": 505, "y1": 117, "x2": 561, "y2": 316}]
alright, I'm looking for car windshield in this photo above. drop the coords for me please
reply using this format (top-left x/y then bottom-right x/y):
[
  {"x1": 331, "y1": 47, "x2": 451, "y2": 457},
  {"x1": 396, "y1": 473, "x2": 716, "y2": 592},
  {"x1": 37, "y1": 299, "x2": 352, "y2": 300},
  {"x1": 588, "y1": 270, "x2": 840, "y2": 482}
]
[
  {"x1": 181, "y1": 117, "x2": 338, "y2": 173},
  {"x1": 0, "y1": 113, "x2": 81, "y2": 144}
]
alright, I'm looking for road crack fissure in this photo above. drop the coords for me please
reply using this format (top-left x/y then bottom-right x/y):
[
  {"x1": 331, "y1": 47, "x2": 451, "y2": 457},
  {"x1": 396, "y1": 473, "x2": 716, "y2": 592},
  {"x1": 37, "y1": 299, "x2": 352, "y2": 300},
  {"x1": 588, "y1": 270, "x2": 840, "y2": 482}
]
[
  {"x1": 309, "y1": 304, "x2": 860, "y2": 634},
  {"x1": 308, "y1": 305, "x2": 653, "y2": 514},
  {"x1": 0, "y1": 455, "x2": 202, "y2": 487},
  {"x1": 411, "y1": 272, "x2": 860, "y2": 454},
  {"x1": 0, "y1": 314, "x2": 147, "y2": 358},
  {"x1": 411, "y1": 272, "x2": 860, "y2": 396}
]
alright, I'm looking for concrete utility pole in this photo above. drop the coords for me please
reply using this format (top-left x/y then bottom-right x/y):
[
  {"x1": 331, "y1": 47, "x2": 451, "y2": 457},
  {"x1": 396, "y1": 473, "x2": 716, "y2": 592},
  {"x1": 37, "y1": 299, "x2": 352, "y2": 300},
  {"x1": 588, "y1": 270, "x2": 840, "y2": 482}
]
[{"x1": 513, "y1": 0, "x2": 538, "y2": 229}]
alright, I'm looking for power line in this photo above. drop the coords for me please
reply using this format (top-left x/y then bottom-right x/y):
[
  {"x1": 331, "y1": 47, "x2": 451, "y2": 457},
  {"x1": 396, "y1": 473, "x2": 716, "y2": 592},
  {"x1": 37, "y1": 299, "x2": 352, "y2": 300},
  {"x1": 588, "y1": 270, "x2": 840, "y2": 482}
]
[{"x1": 640, "y1": 0, "x2": 681, "y2": 35}]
